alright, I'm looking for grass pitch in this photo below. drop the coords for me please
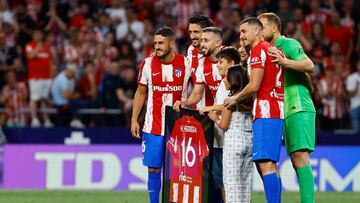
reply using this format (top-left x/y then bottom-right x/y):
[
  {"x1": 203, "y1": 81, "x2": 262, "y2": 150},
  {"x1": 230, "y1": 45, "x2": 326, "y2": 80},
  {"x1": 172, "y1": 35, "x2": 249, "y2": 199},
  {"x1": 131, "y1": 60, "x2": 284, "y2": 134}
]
[{"x1": 0, "y1": 191, "x2": 358, "y2": 203}]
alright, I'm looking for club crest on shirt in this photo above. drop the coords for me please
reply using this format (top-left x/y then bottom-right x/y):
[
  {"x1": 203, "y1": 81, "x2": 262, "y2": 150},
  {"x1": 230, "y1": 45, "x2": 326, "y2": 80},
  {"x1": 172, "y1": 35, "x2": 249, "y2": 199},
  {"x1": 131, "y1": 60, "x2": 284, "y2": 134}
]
[{"x1": 174, "y1": 68, "x2": 182, "y2": 78}]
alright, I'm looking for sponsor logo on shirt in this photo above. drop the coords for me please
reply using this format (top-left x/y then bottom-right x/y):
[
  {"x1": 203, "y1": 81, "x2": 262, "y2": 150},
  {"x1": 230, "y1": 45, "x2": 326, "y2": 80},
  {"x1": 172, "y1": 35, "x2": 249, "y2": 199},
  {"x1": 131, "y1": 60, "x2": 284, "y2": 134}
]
[
  {"x1": 270, "y1": 89, "x2": 284, "y2": 99},
  {"x1": 179, "y1": 172, "x2": 193, "y2": 183},
  {"x1": 208, "y1": 85, "x2": 218, "y2": 91},
  {"x1": 153, "y1": 84, "x2": 183, "y2": 92},
  {"x1": 250, "y1": 56, "x2": 262, "y2": 65}
]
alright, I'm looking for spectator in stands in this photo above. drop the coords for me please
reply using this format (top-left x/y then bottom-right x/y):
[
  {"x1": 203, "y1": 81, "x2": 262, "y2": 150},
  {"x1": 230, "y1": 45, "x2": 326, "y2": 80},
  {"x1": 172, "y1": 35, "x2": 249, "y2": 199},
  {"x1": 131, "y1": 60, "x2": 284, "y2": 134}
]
[
  {"x1": 119, "y1": 65, "x2": 136, "y2": 125},
  {"x1": 304, "y1": 0, "x2": 330, "y2": 26},
  {"x1": 103, "y1": 33, "x2": 118, "y2": 61},
  {"x1": 64, "y1": 30, "x2": 82, "y2": 66},
  {"x1": 25, "y1": 29, "x2": 53, "y2": 127},
  {"x1": 0, "y1": 30, "x2": 21, "y2": 88},
  {"x1": 325, "y1": 9, "x2": 354, "y2": 59},
  {"x1": 115, "y1": 6, "x2": 144, "y2": 44},
  {"x1": 323, "y1": 43, "x2": 351, "y2": 78},
  {"x1": 0, "y1": 70, "x2": 27, "y2": 127},
  {"x1": 221, "y1": 9, "x2": 242, "y2": 46},
  {"x1": 117, "y1": 40, "x2": 137, "y2": 66},
  {"x1": 80, "y1": 17, "x2": 103, "y2": 63},
  {"x1": 76, "y1": 60, "x2": 100, "y2": 101},
  {"x1": 105, "y1": 0, "x2": 127, "y2": 24},
  {"x1": 51, "y1": 63, "x2": 80, "y2": 127},
  {"x1": 44, "y1": 0, "x2": 67, "y2": 35},
  {"x1": 317, "y1": 65, "x2": 344, "y2": 130},
  {"x1": 276, "y1": 0, "x2": 293, "y2": 26},
  {"x1": 0, "y1": 0, "x2": 18, "y2": 33},
  {"x1": 97, "y1": 59, "x2": 125, "y2": 126},
  {"x1": 346, "y1": 61, "x2": 360, "y2": 132},
  {"x1": 14, "y1": 2, "x2": 36, "y2": 48},
  {"x1": 308, "y1": 22, "x2": 330, "y2": 72},
  {"x1": 98, "y1": 12, "x2": 115, "y2": 37},
  {"x1": 70, "y1": 2, "x2": 89, "y2": 30}
]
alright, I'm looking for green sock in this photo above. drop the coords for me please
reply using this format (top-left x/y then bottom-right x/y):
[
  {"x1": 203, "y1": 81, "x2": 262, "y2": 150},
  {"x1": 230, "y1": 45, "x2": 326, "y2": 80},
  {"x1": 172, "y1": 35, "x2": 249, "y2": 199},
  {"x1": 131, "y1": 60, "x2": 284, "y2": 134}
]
[{"x1": 296, "y1": 165, "x2": 314, "y2": 203}]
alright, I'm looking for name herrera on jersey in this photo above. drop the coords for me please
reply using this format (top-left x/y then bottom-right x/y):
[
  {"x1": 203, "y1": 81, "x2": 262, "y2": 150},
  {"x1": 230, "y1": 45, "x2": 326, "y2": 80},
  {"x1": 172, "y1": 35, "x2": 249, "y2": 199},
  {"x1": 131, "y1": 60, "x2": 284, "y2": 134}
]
[
  {"x1": 153, "y1": 84, "x2": 183, "y2": 92},
  {"x1": 180, "y1": 125, "x2": 197, "y2": 133}
]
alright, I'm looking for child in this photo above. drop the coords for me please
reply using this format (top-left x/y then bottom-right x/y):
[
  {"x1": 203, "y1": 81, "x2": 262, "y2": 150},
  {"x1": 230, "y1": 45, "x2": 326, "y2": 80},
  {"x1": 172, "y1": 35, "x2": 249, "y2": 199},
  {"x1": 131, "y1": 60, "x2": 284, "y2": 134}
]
[{"x1": 208, "y1": 65, "x2": 253, "y2": 203}]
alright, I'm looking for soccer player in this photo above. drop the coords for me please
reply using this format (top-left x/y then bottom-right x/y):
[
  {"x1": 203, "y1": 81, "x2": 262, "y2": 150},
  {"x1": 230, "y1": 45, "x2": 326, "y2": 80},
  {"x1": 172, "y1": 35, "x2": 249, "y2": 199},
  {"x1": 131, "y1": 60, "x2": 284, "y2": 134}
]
[
  {"x1": 173, "y1": 27, "x2": 225, "y2": 202},
  {"x1": 224, "y1": 17, "x2": 284, "y2": 203},
  {"x1": 258, "y1": 13, "x2": 316, "y2": 203},
  {"x1": 131, "y1": 27, "x2": 191, "y2": 203},
  {"x1": 187, "y1": 15, "x2": 214, "y2": 109}
]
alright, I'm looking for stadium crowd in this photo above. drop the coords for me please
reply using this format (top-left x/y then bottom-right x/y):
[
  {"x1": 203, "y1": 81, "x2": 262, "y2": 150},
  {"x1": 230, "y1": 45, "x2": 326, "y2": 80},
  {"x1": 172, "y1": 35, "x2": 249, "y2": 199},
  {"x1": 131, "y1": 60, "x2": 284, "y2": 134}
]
[{"x1": 0, "y1": 0, "x2": 359, "y2": 131}]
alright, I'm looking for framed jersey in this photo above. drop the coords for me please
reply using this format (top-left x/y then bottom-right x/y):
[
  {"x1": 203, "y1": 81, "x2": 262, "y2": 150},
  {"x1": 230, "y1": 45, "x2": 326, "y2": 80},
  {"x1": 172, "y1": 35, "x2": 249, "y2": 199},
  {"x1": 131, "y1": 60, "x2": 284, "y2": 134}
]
[{"x1": 163, "y1": 106, "x2": 214, "y2": 203}]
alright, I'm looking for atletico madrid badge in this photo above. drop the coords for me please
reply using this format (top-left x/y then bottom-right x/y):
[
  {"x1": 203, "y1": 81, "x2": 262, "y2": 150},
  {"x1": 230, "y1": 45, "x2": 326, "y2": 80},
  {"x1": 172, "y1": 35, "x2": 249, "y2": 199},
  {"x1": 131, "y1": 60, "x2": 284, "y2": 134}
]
[{"x1": 174, "y1": 68, "x2": 182, "y2": 78}]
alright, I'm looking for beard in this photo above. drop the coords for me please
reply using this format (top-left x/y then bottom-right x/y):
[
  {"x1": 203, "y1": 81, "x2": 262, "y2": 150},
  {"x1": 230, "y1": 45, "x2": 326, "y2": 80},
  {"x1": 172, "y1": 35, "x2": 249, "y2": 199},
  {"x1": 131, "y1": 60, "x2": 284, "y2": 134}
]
[
  {"x1": 264, "y1": 34, "x2": 274, "y2": 43},
  {"x1": 191, "y1": 38, "x2": 199, "y2": 47},
  {"x1": 156, "y1": 47, "x2": 172, "y2": 59},
  {"x1": 202, "y1": 47, "x2": 214, "y2": 56}
]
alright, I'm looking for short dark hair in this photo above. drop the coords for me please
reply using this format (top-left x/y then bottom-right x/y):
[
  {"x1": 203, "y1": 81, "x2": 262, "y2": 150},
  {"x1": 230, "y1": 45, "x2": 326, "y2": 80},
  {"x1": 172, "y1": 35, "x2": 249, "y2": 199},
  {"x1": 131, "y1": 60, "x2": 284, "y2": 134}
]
[
  {"x1": 154, "y1": 27, "x2": 174, "y2": 39},
  {"x1": 239, "y1": 17, "x2": 263, "y2": 30},
  {"x1": 188, "y1": 14, "x2": 213, "y2": 28},
  {"x1": 258, "y1": 13, "x2": 282, "y2": 31},
  {"x1": 216, "y1": 47, "x2": 241, "y2": 64},
  {"x1": 202, "y1": 27, "x2": 223, "y2": 38}
]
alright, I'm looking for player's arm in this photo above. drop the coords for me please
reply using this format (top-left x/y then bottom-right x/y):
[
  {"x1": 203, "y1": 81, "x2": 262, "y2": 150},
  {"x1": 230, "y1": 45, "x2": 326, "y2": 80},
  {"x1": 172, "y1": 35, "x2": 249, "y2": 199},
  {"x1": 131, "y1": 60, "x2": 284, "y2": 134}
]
[
  {"x1": 199, "y1": 104, "x2": 223, "y2": 115},
  {"x1": 268, "y1": 46, "x2": 314, "y2": 73},
  {"x1": 174, "y1": 83, "x2": 204, "y2": 111},
  {"x1": 208, "y1": 107, "x2": 232, "y2": 130},
  {"x1": 224, "y1": 68, "x2": 264, "y2": 107},
  {"x1": 131, "y1": 85, "x2": 147, "y2": 138}
]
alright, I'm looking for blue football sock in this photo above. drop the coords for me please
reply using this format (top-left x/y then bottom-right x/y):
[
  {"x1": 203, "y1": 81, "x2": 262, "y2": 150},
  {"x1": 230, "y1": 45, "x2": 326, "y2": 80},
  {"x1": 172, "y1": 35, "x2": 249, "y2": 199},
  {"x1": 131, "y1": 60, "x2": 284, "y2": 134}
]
[
  {"x1": 263, "y1": 173, "x2": 282, "y2": 203},
  {"x1": 148, "y1": 171, "x2": 161, "y2": 203}
]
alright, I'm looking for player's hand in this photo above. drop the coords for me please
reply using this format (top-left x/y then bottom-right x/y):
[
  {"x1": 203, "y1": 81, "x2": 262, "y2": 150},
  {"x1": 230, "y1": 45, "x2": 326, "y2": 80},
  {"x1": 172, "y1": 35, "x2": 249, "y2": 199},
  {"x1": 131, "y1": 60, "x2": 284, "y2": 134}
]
[
  {"x1": 173, "y1": 100, "x2": 185, "y2": 112},
  {"x1": 268, "y1": 46, "x2": 286, "y2": 65},
  {"x1": 131, "y1": 120, "x2": 141, "y2": 139},
  {"x1": 199, "y1": 106, "x2": 211, "y2": 115},
  {"x1": 208, "y1": 111, "x2": 218, "y2": 122},
  {"x1": 224, "y1": 95, "x2": 238, "y2": 108}
]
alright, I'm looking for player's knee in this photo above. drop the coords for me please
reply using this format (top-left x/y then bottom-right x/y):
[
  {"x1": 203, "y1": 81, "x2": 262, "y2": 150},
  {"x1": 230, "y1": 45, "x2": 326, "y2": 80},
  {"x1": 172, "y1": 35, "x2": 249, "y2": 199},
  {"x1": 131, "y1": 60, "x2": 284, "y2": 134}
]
[
  {"x1": 256, "y1": 161, "x2": 277, "y2": 175},
  {"x1": 291, "y1": 151, "x2": 310, "y2": 169},
  {"x1": 148, "y1": 167, "x2": 161, "y2": 173}
]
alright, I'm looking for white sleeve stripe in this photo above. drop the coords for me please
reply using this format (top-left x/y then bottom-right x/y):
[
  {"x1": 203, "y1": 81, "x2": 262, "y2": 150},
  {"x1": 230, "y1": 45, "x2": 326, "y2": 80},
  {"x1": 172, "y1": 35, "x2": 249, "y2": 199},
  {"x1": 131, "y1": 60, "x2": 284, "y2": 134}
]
[{"x1": 260, "y1": 49, "x2": 266, "y2": 67}]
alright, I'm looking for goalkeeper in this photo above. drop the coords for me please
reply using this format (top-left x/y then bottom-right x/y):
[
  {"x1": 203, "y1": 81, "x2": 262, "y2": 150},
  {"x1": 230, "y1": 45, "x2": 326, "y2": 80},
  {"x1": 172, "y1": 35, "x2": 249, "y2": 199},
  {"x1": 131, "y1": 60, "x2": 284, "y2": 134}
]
[{"x1": 258, "y1": 13, "x2": 316, "y2": 203}]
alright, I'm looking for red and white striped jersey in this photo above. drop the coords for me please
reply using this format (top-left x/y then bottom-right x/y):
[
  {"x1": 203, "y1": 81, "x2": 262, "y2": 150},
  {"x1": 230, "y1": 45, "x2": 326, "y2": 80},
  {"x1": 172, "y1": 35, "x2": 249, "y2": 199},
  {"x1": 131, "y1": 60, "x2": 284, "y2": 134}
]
[
  {"x1": 187, "y1": 45, "x2": 202, "y2": 74},
  {"x1": 167, "y1": 116, "x2": 209, "y2": 203},
  {"x1": 186, "y1": 45, "x2": 213, "y2": 109},
  {"x1": 138, "y1": 54, "x2": 191, "y2": 136},
  {"x1": 194, "y1": 56, "x2": 222, "y2": 106},
  {"x1": 318, "y1": 77, "x2": 344, "y2": 119},
  {"x1": 249, "y1": 41, "x2": 284, "y2": 119}
]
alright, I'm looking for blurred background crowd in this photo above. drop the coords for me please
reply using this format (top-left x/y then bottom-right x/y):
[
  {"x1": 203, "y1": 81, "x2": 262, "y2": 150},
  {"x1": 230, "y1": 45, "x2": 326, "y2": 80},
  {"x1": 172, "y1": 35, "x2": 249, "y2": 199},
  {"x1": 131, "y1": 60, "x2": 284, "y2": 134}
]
[{"x1": 0, "y1": 0, "x2": 359, "y2": 132}]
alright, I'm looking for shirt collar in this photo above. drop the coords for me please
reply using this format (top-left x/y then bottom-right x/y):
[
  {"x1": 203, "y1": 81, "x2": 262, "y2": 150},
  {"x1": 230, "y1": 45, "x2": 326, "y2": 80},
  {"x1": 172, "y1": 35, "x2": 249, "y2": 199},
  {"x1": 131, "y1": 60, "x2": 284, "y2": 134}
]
[{"x1": 274, "y1": 35, "x2": 286, "y2": 47}]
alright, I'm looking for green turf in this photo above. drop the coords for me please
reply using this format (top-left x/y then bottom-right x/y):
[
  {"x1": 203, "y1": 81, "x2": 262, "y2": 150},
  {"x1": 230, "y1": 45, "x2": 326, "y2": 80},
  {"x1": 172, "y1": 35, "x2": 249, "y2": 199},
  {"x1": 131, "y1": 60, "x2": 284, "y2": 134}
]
[{"x1": 0, "y1": 191, "x2": 358, "y2": 203}]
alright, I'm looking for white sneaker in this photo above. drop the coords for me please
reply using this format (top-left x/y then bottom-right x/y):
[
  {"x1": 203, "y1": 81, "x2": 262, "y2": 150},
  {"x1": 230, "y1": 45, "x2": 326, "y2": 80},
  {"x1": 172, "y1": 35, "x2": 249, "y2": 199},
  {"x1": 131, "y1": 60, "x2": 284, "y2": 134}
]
[
  {"x1": 44, "y1": 119, "x2": 54, "y2": 128},
  {"x1": 31, "y1": 118, "x2": 41, "y2": 127},
  {"x1": 70, "y1": 119, "x2": 85, "y2": 128}
]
